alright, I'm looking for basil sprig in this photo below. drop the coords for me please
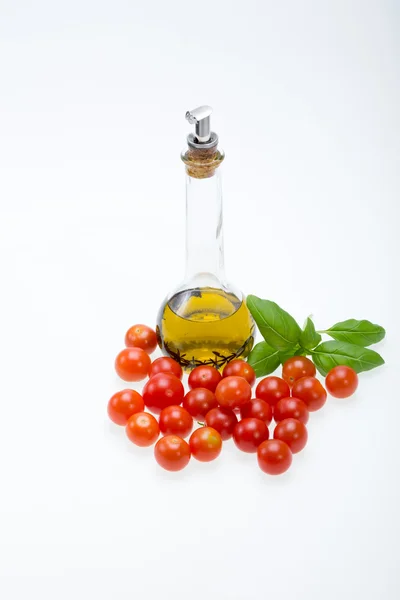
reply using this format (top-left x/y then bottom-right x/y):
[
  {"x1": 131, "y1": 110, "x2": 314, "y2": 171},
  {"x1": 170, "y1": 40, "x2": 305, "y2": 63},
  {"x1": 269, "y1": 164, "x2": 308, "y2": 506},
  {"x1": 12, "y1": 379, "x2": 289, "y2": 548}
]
[{"x1": 246, "y1": 296, "x2": 385, "y2": 377}]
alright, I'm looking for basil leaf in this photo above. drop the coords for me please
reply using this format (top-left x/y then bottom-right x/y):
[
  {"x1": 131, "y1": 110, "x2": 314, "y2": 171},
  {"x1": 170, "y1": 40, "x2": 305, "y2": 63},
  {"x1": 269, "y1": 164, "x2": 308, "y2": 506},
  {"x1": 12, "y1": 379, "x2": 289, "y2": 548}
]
[
  {"x1": 246, "y1": 295, "x2": 301, "y2": 352},
  {"x1": 322, "y1": 319, "x2": 385, "y2": 347},
  {"x1": 247, "y1": 342, "x2": 281, "y2": 377},
  {"x1": 311, "y1": 341, "x2": 384, "y2": 376},
  {"x1": 299, "y1": 317, "x2": 321, "y2": 350}
]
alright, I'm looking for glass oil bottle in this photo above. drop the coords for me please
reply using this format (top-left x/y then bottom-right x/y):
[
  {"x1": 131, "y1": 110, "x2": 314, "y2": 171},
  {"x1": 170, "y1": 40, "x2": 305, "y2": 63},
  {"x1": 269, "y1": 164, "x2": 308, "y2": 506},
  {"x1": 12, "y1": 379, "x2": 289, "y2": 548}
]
[{"x1": 156, "y1": 106, "x2": 254, "y2": 370}]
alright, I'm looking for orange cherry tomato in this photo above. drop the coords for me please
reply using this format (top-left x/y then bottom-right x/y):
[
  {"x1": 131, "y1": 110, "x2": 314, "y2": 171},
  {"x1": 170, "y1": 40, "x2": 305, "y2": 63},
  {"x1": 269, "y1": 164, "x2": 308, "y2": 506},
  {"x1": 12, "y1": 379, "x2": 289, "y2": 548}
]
[
  {"x1": 125, "y1": 324, "x2": 158, "y2": 354},
  {"x1": 107, "y1": 389, "x2": 144, "y2": 425},
  {"x1": 154, "y1": 435, "x2": 191, "y2": 471},
  {"x1": 215, "y1": 376, "x2": 252, "y2": 409},
  {"x1": 222, "y1": 359, "x2": 256, "y2": 386},
  {"x1": 189, "y1": 427, "x2": 222, "y2": 462},
  {"x1": 126, "y1": 412, "x2": 159, "y2": 447},
  {"x1": 115, "y1": 347, "x2": 151, "y2": 382}
]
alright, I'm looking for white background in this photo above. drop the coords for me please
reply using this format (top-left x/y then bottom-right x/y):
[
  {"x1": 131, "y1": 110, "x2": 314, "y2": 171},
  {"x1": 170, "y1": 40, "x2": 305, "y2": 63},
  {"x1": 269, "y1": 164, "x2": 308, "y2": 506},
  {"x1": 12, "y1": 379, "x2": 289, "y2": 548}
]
[{"x1": 0, "y1": 1, "x2": 399, "y2": 598}]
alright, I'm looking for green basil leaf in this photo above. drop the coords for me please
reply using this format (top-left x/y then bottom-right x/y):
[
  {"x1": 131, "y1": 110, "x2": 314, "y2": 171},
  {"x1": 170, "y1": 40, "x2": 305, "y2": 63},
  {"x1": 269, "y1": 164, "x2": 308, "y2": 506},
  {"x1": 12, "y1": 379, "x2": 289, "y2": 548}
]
[
  {"x1": 322, "y1": 319, "x2": 386, "y2": 347},
  {"x1": 299, "y1": 317, "x2": 322, "y2": 350},
  {"x1": 247, "y1": 341, "x2": 281, "y2": 377},
  {"x1": 311, "y1": 341, "x2": 384, "y2": 376},
  {"x1": 246, "y1": 295, "x2": 301, "y2": 352}
]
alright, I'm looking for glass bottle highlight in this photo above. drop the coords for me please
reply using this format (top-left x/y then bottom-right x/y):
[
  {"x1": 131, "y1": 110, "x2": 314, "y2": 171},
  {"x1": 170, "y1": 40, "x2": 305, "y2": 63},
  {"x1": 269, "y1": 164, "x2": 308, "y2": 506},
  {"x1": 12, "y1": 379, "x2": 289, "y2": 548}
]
[{"x1": 157, "y1": 106, "x2": 254, "y2": 370}]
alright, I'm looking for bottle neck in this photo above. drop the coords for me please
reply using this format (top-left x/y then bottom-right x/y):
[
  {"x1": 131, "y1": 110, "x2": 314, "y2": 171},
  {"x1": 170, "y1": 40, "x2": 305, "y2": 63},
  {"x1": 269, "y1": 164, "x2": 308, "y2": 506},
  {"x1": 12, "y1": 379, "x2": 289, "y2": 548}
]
[{"x1": 184, "y1": 169, "x2": 225, "y2": 283}]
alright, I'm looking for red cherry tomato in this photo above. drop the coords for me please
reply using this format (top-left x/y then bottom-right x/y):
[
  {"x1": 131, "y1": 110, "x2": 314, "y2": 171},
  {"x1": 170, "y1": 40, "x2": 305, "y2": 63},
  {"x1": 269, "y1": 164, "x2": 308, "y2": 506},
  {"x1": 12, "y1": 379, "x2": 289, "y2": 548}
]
[
  {"x1": 292, "y1": 376, "x2": 327, "y2": 411},
  {"x1": 126, "y1": 412, "x2": 159, "y2": 447},
  {"x1": 107, "y1": 389, "x2": 145, "y2": 425},
  {"x1": 159, "y1": 405, "x2": 193, "y2": 438},
  {"x1": 154, "y1": 435, "x2": 191, "y2": 471},
  {"x1": 240, "y1": 398, "x2": 273, "y2": 425},
  {"x1": 222, "y1": 360, "x2": 256, "y2": 386},
  {"x1": 189, "y1": 427, "x2": 222, "y2": 462},
  {"x1": 282, "y1": 356, "x2": 316, "y2": 386},
  {"x1": 215, "y1": 376, "x2": 252, "y2": 409},
  {"x1": 142, "y1": 373, "x2": 184, "y2": 414},
  {"x1": 274, "y1": 397, "x2": 309, "y2": 425},
  {"x1": 255, "y1": 376, "x2": 290, "y2": 407},
  {"x1": 274, "y1": 418, "x2": 308, "y2": 453},
  {"x1": 125, "y1": 324, "x2": 158, "y2": 354},
  {"x1": 233, "y1": 418, "x2": 269, "y2": 453},
  {"x1": 182, "y1": 388, "x2": 218, "y2": 420},
  {"x1": 325, "y1": 366, "x2": 358, "y2": 398},
  {"x1": 115, "y1": 347, "x2": 151, "y2": 382},
  {"x1": 257, "y1": 439, "x2": 292, "y2": 475},
  {"x1": 205, "y1": 407, "x2": 238, "y2": 440},
  {"x1": 188, "y1": 366, "x2": 222, "y2": 392},
  {"x1": 149, "y1": 356, "x2": 183, "y2": 380}
]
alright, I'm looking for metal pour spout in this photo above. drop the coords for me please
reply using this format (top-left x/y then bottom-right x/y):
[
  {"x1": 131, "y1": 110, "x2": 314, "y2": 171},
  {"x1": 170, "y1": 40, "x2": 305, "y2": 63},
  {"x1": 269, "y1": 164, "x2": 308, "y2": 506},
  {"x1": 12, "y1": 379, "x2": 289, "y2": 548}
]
[{"x1": 185, "y1": 105, "x2": 213, "y2": 143}]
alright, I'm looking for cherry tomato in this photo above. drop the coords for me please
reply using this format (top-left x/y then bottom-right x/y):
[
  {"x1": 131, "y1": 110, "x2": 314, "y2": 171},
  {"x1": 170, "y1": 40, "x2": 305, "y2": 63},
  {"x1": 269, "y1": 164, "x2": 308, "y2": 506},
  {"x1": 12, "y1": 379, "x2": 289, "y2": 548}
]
[
  {"x1": 282, "y1": 356, "x2": 316, "y2": 386},
  {"x1": 107, "y1": 389, "x2": 145, "y2": 425},
  {"x1": 257, "y1": 439, "x2": 292, "y2": 475},
  {"x1": 255, "y1": 376, "x2": 290, "y2": 407},
  {"x1": 233, "y1": 418, "x2": 269, "y2": 453},
  {"x1": 125, "y1": 324, "x2": 157, "y2": 354},
  {"x1": 189, "y1": 427, "x2": 222, "y2": 462},
  {"x1": 292, "y1": 376, "x2": 327, "y2": 411},
  {"x1": 274, "y1": 397, "x2": 309, "y2": 425},
  {"x1": 240, "y1": 398, "x2": 273, "y2": 425},
  {"x1": 126, "y1": 412, "x2": 159, "y2": 446},
  {"x1": 222, "y1": 359, "x2": 256, "y2": 386},
  {"x1": 159, "y1": 405, "x2": 193, "y2": 438},
  {"x1": 154, "y1": 435, "x2": 191, "y2": 471},
  {"x1": 143, "y1": 373, "x2": 184, "y2": 414},
  {"x1": 215, "y1": 376, "x2": 252, "y2": 409},
  {"x1": 205, "y1": 407, "x2": 238, "y2": 440},
  {"x1": 183, "y1": 388, "x2": 218, "y2": 420},
  {"x1": 188, "y1": 365, "x2": 222, "y2": 393},
  {"x1": 325, "y1": 366, "x2": 358, "y2": 398},
  {"x1": 149, "y1": 356, "x2": 183, "y2": 380},
  {"x1": 115, "y1": 347, "x2": 151, "y2": 382},
  {"x1": 274, "y1": 418, "x2": 308, "y2": 453}
]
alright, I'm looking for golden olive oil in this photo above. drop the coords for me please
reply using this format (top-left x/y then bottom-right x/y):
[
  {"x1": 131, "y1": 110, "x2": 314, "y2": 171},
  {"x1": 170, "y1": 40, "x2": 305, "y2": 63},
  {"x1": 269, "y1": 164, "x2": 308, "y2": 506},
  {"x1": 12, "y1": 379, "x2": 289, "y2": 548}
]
[{"x1": 157, "y1": 287, "x2": 255, "y2": 370}]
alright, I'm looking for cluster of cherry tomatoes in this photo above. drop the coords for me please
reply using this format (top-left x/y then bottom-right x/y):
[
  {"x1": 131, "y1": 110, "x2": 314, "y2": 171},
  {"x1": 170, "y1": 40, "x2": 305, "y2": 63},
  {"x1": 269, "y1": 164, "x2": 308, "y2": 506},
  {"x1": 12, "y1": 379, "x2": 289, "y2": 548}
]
[{"x1": 108, "y1": 324, "x2": 359, "y2": 474}]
